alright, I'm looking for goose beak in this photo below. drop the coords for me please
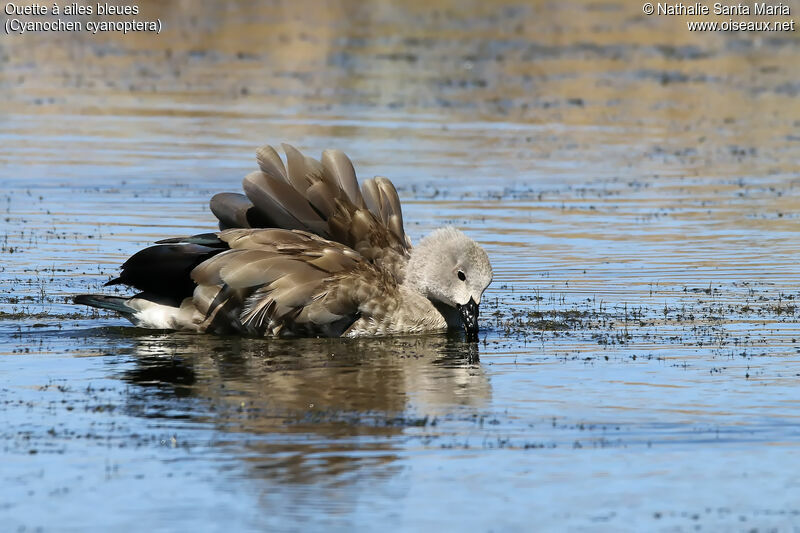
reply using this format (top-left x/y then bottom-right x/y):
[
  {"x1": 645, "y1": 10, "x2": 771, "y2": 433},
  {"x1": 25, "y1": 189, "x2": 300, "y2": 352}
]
[{"x1": 457, "y1": 297, "x2": 479, "y2": 340}]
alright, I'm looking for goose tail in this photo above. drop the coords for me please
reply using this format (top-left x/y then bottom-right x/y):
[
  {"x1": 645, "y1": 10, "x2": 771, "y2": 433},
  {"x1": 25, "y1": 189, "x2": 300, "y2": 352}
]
[
  {"x1": 74, "y1": 294, "x2": 136, "y2": 316},
  {"x1": 74, "y1": 294, "x2": 200, "y2": 331}
]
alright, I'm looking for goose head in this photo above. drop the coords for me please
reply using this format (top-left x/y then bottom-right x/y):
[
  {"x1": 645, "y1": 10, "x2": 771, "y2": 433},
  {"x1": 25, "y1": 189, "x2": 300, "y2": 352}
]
[{"x1": 405, "y1": 227, "x2": 493, "y2": 340}]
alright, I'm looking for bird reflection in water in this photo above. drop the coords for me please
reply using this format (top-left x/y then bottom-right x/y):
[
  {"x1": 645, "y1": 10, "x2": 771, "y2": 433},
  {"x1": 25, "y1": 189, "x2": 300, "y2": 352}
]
[{"x1": 115, "y1": 331, "x2": 490, "y2": 486}]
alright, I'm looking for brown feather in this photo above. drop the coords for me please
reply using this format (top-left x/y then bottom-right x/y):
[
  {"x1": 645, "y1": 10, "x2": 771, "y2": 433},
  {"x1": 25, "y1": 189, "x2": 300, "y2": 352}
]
[
  {"x1": 215, "y1": 145, "x2": 412, "y2": 282},
  {"x1": 187, "y1": 230, "x2": 402, "y2": 337},
  {"x1": 322, "y1": 149, "x2": 364, "y2": 207},
  {"x1": 304, "y1": 180, "x2": 337, "y2": 218},
  {"x1": 218, "y1": 253, "x2": 317, "y2": 289},
  {"x1": 375, "y1": 177, "x2": 404, "y2": 233},
  {"x1": 209, "y1": 192, "x2": 253, "y2": 229},
  {"x1": 308, "y1": 248, "x2": 359, "y2": 272},
  {"x1": 242, "y1": 171, "x2": 329, "y2": 236},
  {"x1": 256, "y1": 144, "x2": 288, "y2": 182},
  {"x1": 220, "y1": 228, "x2": 318, "y2": 250},
  {"x1": 361, "y1": 178, "x2": 381, "y2": 221},
  {"x1": 281, "y1": 143, "x2": 316, "y2": 194}
]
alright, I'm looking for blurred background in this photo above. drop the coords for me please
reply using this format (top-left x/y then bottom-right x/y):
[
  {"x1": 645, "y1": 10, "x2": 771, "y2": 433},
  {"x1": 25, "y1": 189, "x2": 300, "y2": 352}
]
[{"x1": 3, "y1": 0, "x2": 798, "y2": 184}]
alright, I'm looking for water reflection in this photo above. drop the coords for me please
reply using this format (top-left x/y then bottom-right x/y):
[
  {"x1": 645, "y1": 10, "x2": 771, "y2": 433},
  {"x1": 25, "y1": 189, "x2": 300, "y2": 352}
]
[{"x1": 115, "y1": 331, "x2": 489, "y2": 483}]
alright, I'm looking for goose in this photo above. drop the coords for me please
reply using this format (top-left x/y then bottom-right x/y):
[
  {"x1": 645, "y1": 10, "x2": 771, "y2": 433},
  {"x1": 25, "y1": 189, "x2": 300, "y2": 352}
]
[{"x1": 75, "y1": 144, "x2": 493, "y2": 339}]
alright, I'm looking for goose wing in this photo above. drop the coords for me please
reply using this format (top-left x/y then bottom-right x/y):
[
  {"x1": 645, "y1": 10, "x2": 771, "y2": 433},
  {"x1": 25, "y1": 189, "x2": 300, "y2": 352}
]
[
  {"x1": 189, "y1": 229, "x2": 396, "y2": 337},
  {"x1": 210, "y1": 144, "x2": 411, "y2": 280}
]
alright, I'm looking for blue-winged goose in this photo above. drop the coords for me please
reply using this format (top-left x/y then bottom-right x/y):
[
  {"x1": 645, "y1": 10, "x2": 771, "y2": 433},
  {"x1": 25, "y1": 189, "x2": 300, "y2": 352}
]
[{"x1": 75, "y1": 144, "x2": 493, "y2": 338}]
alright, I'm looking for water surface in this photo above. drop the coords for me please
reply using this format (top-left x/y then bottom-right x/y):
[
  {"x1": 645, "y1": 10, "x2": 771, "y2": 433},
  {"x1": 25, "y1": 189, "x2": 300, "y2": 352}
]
[{"x1": 2, "y1": 1, "x2": 800, "y2": 530}]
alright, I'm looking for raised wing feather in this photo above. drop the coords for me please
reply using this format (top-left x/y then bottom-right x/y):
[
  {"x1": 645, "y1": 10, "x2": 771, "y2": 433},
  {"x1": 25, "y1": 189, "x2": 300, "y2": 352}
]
[
  {"x1": 209, "y1": 144, "x2": 411, "y2": 280},
  {"x1": 361, "y1": 176, "x2": 412, "y2": 248},
  {"x1": 210, "y1": 192, "x2": 270, "y2": 230},
  {"x1": 321, "y1": 149, "x2": 364, "y2": 207}
]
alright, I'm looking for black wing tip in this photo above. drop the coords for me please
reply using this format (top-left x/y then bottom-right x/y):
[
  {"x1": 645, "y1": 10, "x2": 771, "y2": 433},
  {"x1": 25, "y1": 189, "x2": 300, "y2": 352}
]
[{"x1": 103, "y1": 242, "x2": 224, "y2": 299}]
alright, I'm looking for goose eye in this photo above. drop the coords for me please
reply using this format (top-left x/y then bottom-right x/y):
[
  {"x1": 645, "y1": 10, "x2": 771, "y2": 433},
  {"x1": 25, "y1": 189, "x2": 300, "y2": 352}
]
[{"x1": 457, "y1": 270, "x2": 466, "y2": 281}]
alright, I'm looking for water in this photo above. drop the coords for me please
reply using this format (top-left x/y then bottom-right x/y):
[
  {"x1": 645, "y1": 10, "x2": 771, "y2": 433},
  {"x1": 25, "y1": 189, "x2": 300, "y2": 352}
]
[{"x1": 2, "y1": 0, "x2": 800, "y2": 530}]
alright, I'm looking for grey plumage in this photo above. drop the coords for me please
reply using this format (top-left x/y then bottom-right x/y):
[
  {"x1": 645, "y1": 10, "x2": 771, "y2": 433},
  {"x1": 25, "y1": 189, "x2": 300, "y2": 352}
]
[{"x1": 75, "y1": 144, "x2": 493, "y2": 338}]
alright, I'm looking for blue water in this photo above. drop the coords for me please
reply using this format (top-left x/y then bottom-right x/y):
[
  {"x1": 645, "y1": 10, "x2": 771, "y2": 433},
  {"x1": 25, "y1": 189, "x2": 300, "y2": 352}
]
[{"x1": 3, "y1": 0, "x2": 800, "y2": 530}]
